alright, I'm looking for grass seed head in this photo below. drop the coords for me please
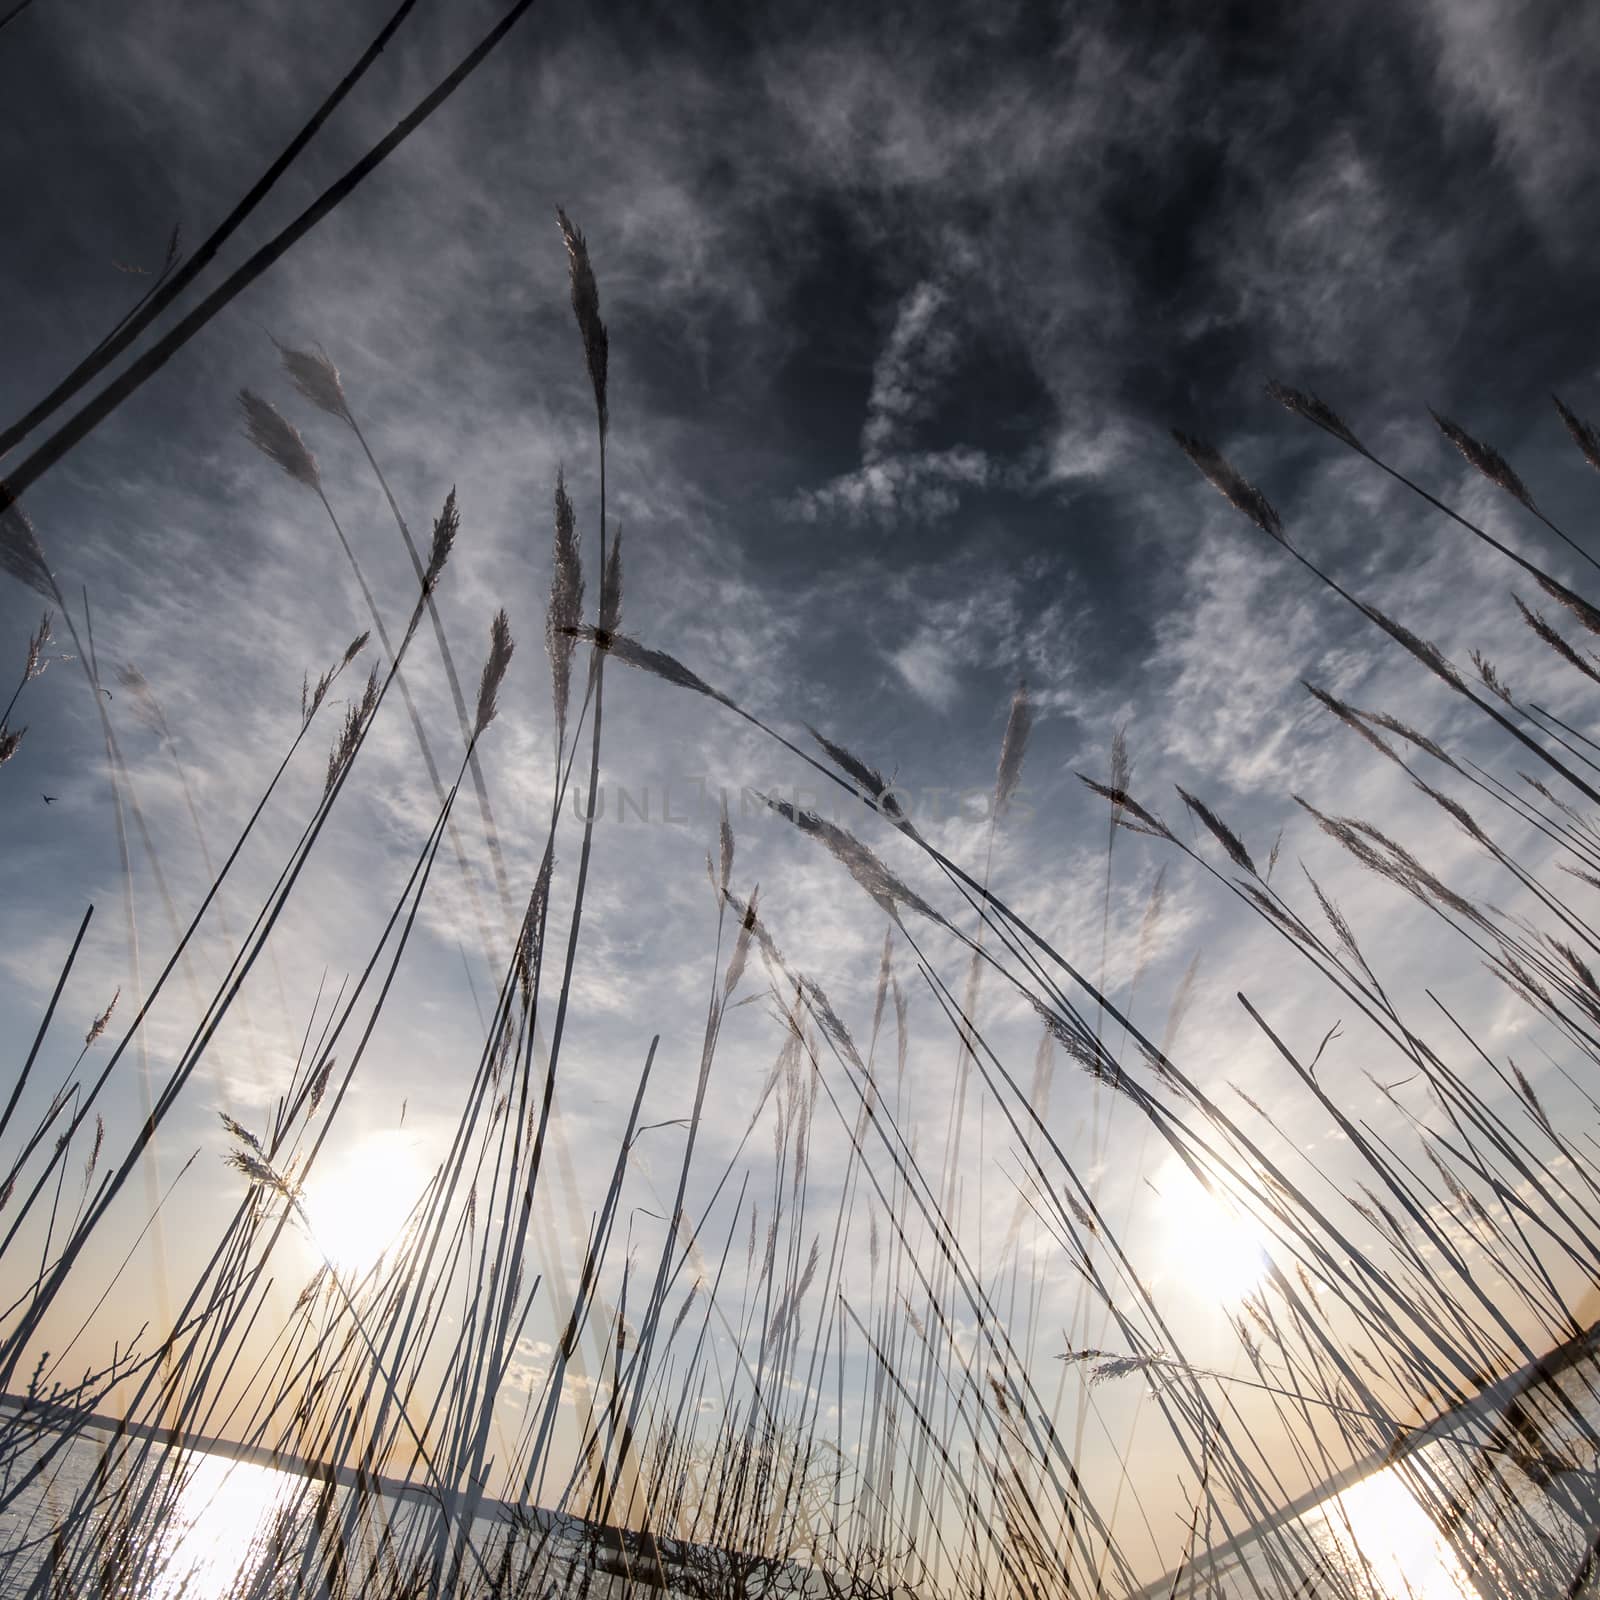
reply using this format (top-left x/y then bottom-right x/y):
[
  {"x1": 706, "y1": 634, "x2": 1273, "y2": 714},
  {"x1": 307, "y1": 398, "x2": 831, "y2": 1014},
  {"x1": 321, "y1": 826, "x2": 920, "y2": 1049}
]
[
  {"x1": 994, "y1": 680, "x2": 1033, "y2": 818},
  {"x1": 1075, "y1": 773, "x2": 1172, "y2": 839},
  {"x1": 474, "y1": 608, "x2": 515, "y2": 736},
  {"x1": 24, "y1": 612, "x2": 52, "y2": 681},
  {"x1": 807, "y1": 725, "x2": 900, "y2": 817},
  {"x1": 1513, "y1": 596, "x2": 1600, "y2": 685},
  {"x1": 275, "y1": 337, "x2": 351, "y2": 424},
  {"x1": 0, "y1": 495, "x2": 56, "y2": 602},
  {"x1": 308, "y1": 1056, "x2": 334, "y2": 1114},
  {"x1": 1553, "y1": 393, "x2": 1600, "y2": 472},
  {"x1": 1430, "y1": 409, "x2": 1535, "y2": 509},
  {"x1": 239, "y1": 389, "x2": 321, "y2": 492},
  {"x1": 718, "y1": 791, "x2": 735, "y2": 893},
  {"x1": 546, "y1": 468, "x2": 584, "y2": 742},
  {"x1": 1266, "y1": 380, "x2": 1364, "y2": 451},
  {"x1": 84, "y1": 989, "x2": 120, "y2": 1048},
  {"x1": 1172, "y1": 431, "x2": 1284, "y2": 541},
  {"x1": 83, "y1": 1116, "x2": 104, "y2": 1185},
  {"x1": 600, "y1": 524, "x2": 623, "y2": 634},
  {"x1": 423, "y1": 488, "x2": 459, "y2": 597},
  {"x1": 1470, "y1": 650, "x2": 1512, "y2": 704},
  {"x1": 1177, "y1": 786, "x2": 1257, "y2": 875},
  {"x1": 557, "y1": 207, "x2": 609, "y2": 437},
  {"x1": 324, "y1": 664, "x2": 380, "y2": 795}
]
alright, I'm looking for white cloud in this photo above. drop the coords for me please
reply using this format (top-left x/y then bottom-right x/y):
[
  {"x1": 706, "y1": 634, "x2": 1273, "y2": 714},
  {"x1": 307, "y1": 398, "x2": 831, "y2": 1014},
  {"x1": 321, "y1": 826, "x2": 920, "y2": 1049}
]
[
  {"x1": 860, "y1": 280, "x2": 959, "y2": 462},
  {"x1": 784, "y1": 445, "x2": 997, "y2": 529},
  {"x1": 1408, "y1": 0, "x2": 1600, "y2": 225}
]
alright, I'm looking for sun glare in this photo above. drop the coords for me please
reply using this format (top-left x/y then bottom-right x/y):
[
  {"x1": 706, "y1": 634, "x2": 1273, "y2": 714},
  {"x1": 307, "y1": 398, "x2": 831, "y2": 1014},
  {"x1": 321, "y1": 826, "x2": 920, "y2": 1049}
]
[
  {"x1": 1309, "y1": 1468, "x2": 1482, "y2": 1599},
  {"x1": 1154, "y1": 1168, "x2": 1271, "y2": 1307},
  {"x1": 302, "y1": 1130, "x2": 427, "y2": 1277},
  {"x1": 154, "y1": 1453, "x2": 298, "y2": 1600}
]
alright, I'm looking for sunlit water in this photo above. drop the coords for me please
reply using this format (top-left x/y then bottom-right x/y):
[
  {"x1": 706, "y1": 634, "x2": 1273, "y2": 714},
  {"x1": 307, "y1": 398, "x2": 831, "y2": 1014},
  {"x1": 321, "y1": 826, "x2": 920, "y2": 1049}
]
[
  {"x1": 1152, "y1": 1347, "x2": 1600, "y2": 1599},
  {"x1": 0, "y1": 1427, "x2": 635, "y2": 1600},
  {"x1": 2, "y1": 1354, "x2": 1598, "y2": 1598}
]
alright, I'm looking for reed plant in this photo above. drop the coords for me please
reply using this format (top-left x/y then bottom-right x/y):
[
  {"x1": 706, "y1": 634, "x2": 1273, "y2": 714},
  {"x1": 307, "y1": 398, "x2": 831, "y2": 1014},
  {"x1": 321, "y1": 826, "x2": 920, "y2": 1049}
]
[{"x1": 6, "y1": 142, "x2": 1600, "y2": 1600}]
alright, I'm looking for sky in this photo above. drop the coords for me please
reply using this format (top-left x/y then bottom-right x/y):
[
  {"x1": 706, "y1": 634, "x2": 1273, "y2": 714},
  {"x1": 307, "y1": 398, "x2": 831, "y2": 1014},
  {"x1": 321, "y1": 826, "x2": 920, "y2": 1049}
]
[{"x1": 5, "y1": 0, "x2": 1600, "y2": 1581}]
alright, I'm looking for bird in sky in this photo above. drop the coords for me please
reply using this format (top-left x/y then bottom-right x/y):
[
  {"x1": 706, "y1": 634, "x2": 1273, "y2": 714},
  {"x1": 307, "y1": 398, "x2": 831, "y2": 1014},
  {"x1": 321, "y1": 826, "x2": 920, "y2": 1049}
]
[{"x1": 41, "y1": 794, "x2": 56, "y2": 804}]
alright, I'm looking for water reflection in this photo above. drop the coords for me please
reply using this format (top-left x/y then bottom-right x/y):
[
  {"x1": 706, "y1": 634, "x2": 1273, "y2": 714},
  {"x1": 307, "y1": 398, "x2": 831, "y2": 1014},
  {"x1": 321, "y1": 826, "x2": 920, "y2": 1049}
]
[
  {"x1": 1305, "y1": 1468, "x2": 1481, "y2": 1600},
  {"x1": 149, "y1": 1452, "x2": 299, "y2": 1599}
]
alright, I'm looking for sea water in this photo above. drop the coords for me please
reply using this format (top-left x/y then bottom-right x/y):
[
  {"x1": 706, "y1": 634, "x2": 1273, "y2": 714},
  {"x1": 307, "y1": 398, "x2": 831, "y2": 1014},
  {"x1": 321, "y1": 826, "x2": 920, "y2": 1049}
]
[
  {"x1": 3, "y1": 1354, "x2": 1599, "y2": 1599},
  {"x1": 1142, "y1": 1345, "x2": 1600, "y2": 1599}
]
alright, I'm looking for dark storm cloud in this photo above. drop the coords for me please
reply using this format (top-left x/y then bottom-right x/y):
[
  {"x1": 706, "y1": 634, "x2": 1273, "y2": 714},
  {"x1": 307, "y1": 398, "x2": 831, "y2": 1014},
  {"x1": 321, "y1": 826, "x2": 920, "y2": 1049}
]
[{"x1": 6, "y1": 0, "x2": 1600, "y2": 935}]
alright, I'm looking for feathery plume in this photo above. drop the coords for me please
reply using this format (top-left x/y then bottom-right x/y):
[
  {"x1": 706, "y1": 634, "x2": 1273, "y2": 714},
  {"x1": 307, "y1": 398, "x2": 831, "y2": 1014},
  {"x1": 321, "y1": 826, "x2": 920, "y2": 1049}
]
[
  {"x1": 300, "y1": 636, "x2": 365, "y2": 729},
  {"x1": 802, "y1": 975, "x2": 866, "y2": 1072},
  {"x1": 227, "y1": 1147, "x2": 299, "y2": 1202},
  {"x1": 0, "y1": 496, "x2": 56, "y2": 601},
  {"x1": 600, "y1": 524, "x2": 623, "y2": 635},
  {"x1": 563, "y1": 627, "x2": 735, "y2": 708},
  {"x1": 1531, "y1": 571, "x2": 1600, "y2": 638},
  {"x1": 324, "y1": 665, "x2": 380, "y2": 796},
  {"x1": 718, "y1": 791, "x2": 735, "y2": 894},
  {"x1": 1414, "y1": 780, "x2": 1486, "y2": 845},
  {"x1": 239, "y1": 389, "x2": 320, "y2": 491},
  {"x1": 1513, "y1": 596, "x2": 1600, "y2": 685},
  {"x1": 1075, "y1": 774, "x2": 1172, "y2": 839},
  {"x1": 1303, "y1": 681, "x2": 1399, "y2": 764},
  {"x1": 666, "y1": 1281, "x2": 701, "y2": 1349},
  {"x1": 546, "y1": 468, "x2": 584, "y2": 743},
  {"x1": 807, "y1": 725, "x2": 901, "y2": 818},
  {"x1": 515, "y1": 853, "x2": 553, "y2": 1009},
  {"x1": 994, "y1": 680, "x2": 1032, "y2": 818},
  {"x1": 763, "y1": 796, "x2": 944, "y2": 927},
  {"x1": 294, "y1": 1267, "x2": 327, "y2": 1313},
  {"x1": 1110, "y1": 722, "x2": 1131, "y2": 793},
  {"x1": 1509, "y1": 1059, "x2": 1555, "y2": 1137},
  {"x1": 723, "y1": 883, "x2": 757, "y2": 999},
  {"x1": 1030, "y1": 999, "x2": 1120, "y2": 1085},
  {"x1": 302, "y1": 669, "x2": 330, "y2": 727},
  {"x1": 84, "y1": 989, "x2": 119, "y2": 1048},
  {"x1": 1470, "y1": 651, "x2": 1512, "y2": 704},
  {"x1": 474, "y1": 609, "x2": 514, "y2": 737},
  {"x1": 308, "y1": 1056, "x2": 334, "y2": 1115},
  {"x1": 114, "y1": 662, "x2": 169, "y2": 743},
  {"x1": 220, "y1": 1113, "x2": 264, "y2": 1155},
  {"x1": 1298, "y1": 797, "x2": 1482, "y2": 925},
  {"x1": 1065, "y1": 1190, "x2": 1097, "y2": 1237},
  {"x1": 1430, "y1": 410, "x2": 1535, "y2": 510},
  {"x1": 1177, "y1": 787, "x2": 1256, "y2": 875},
  {"x1": 1358, "y1": 602, "x2": 1466, "y2": 690},
  {"x1": 1172, "y1": 432, "x2": 1283, "y2": 541},
  {"x1": 1086, "y1": 1352, "x2": 1169, "y2": 1387},
  {"x1": 274, "y1": 337, "x2": 351, "y2": 424},
  {"x1": 83, "y1": 1116, "x2": 104, "y2": 1187},
  {"x1": 23, "y1": 613, "x2": 51, "y2": 681},
  {"x1": 1101, "y1": 721, "x2": 1134, "y2": 834},
  {"x1": 1266, "y1": 381, "x2": 1364, "y2": 452},
  {"x1": 556, "y1": 208, "x2": 608, "y2": 437},
  {"x1": 422, "y1": 488, "x2": 459, "y2": 598},
  {"x1": 0, "y1": 727, "x2": 21, "y2": 765},
  {"x1": 1553, "y1": 394, "x2": 1600, "y2": 473},
  {"x1": 1351, "y1": 703, "x2": 1457, "y2": 769}
]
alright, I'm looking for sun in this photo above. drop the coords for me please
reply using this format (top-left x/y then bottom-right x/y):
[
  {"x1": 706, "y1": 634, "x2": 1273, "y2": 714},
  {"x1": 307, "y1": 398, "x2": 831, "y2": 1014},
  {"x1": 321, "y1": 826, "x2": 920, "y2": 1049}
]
[
  {"x1": 1153, "y1": 1165, "x2": 1271, "y2": 1307},
  {"x1": 301, "y1": 1130, "x2": 427, "y2": 1278}
]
